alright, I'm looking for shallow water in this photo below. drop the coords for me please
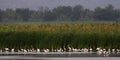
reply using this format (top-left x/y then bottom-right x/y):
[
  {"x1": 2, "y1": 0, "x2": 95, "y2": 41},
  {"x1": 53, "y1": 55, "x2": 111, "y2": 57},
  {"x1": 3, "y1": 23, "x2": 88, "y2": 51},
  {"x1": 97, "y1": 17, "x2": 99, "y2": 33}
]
[
  {"x1": 0, "y1": 56, "x2": 120, "y2": 60},
  {"x1": 0, "y1": 52, "x2": 120, "y2": 60}
]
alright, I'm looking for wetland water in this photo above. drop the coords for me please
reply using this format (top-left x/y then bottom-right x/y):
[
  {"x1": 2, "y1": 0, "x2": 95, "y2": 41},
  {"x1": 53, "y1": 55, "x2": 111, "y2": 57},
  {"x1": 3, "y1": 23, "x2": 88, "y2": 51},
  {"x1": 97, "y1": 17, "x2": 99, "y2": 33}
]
[
  {"x1": 0, "y1": 52, "x2": 120, "y2": 60},
  {"x1": 0, "y1": 56, "x2": 120, "y2": 60}
]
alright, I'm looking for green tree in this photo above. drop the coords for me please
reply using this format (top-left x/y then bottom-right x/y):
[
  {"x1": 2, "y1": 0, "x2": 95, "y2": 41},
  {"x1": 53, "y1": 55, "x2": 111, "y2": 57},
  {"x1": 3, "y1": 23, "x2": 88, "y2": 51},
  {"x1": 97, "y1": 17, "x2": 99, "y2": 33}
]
[
  {"x1": 94, "y1": 5, "x2": 120, "y2": 21},
  {"x1": 41, "y1": 7, "x2": 57, "y2": 21},
  {"x1": 114, "y1": 9, "x2": 120, "y2": 21},
  {"x1": 94, "y1": 7, "x2": 104, "y2": 20},
  {"x1": 104, "y1": 5, "x2": 116, "y2": 20},
  {"x1": 83, "y1": 9, "x2": 93, "y2": 20},
  {"x1": 30, "y1": 10, "x2": 43, "y2": 21},
  {"x1": 30, "y1": 7, "x2": 45, "y2": 21},
  {"x1": 53, "y1": 6, "x2": 72, "y2": 21},
  {"x1": 42, "y1": 10, "x2": 57, "y2": 21},
  {"x1": 15, "y1": 8, "x2": 31, "y2": 21},
  {"x1": 0, "y1": 9, "x2": 3, "y2": 21},
  {"x1": 71, "y1": 5, "x2": 84, "y2": 21},
  {"x1": 4, "y1": 9, "x2": 15, "y2": 21}
]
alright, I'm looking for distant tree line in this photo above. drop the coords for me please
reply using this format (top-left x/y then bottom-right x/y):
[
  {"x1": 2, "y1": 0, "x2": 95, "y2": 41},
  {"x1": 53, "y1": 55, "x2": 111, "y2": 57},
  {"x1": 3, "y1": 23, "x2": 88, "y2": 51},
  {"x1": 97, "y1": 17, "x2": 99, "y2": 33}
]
[{"x1": 0, "y1": 4, "x2": 120, "y2": 22}]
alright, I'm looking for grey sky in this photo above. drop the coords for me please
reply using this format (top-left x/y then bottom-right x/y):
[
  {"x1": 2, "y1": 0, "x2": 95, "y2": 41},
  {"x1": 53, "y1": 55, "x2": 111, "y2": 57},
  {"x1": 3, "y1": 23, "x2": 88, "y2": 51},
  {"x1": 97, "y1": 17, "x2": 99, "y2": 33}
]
[{"x1": 0, "y1": 0, "x2": 120, "y2": 10}]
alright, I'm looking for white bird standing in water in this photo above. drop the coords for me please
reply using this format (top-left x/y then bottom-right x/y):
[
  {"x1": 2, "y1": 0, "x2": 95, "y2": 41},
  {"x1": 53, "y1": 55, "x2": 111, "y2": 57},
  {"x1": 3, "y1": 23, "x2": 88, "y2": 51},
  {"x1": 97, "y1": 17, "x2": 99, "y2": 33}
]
[{"x1": 37, "y1": 49, "x2": 40, "y2": 52}]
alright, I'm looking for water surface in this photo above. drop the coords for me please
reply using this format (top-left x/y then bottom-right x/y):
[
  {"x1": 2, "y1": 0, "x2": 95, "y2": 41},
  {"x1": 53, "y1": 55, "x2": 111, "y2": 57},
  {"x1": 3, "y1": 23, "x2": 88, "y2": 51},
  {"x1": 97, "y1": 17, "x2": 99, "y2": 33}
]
[
  {"x1": 0, "y1": 56, "x2": 120, "y2": 60},
  {"x1": 0, "y1": 52, "x2": 120, "y2": 60}
]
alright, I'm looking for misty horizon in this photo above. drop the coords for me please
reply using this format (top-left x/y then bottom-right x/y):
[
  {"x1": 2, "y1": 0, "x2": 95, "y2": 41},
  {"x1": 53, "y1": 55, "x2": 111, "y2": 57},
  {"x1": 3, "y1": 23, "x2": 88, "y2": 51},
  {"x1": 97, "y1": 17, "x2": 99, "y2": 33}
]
[{"x1": 0, "y1": 0, "x2": 120, "y2": 10}]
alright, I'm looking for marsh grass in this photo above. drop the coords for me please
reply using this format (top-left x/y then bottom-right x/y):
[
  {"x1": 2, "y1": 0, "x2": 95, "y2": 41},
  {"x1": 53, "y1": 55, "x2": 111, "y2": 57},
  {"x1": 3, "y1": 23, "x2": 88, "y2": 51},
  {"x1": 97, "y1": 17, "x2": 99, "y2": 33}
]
[{"x1": 0, "y1": 23, "x2": 120, "y2": 52}]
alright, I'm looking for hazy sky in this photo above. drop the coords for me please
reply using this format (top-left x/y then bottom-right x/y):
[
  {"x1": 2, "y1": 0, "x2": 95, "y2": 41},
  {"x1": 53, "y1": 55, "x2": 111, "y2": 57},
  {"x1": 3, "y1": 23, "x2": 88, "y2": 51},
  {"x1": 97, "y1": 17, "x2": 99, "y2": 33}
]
[{"x1": 0, "y1": 0, "x2": 120, "y2": 10}]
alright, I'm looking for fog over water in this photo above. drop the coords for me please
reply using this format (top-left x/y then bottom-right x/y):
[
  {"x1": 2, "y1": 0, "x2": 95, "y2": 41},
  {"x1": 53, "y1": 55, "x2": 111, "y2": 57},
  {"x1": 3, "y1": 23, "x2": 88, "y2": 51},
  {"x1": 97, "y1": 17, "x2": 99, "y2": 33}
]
[{"x1": 0, "y1": 0, "x2": 120, "y2": 10}]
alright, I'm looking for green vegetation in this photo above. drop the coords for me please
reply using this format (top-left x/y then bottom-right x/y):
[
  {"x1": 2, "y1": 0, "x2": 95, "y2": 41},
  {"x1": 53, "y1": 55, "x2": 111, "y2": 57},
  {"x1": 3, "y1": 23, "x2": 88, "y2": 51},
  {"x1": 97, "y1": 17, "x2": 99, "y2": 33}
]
[{"x1": 0, "y1": 23, "x2": 120, "y2": 52}]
